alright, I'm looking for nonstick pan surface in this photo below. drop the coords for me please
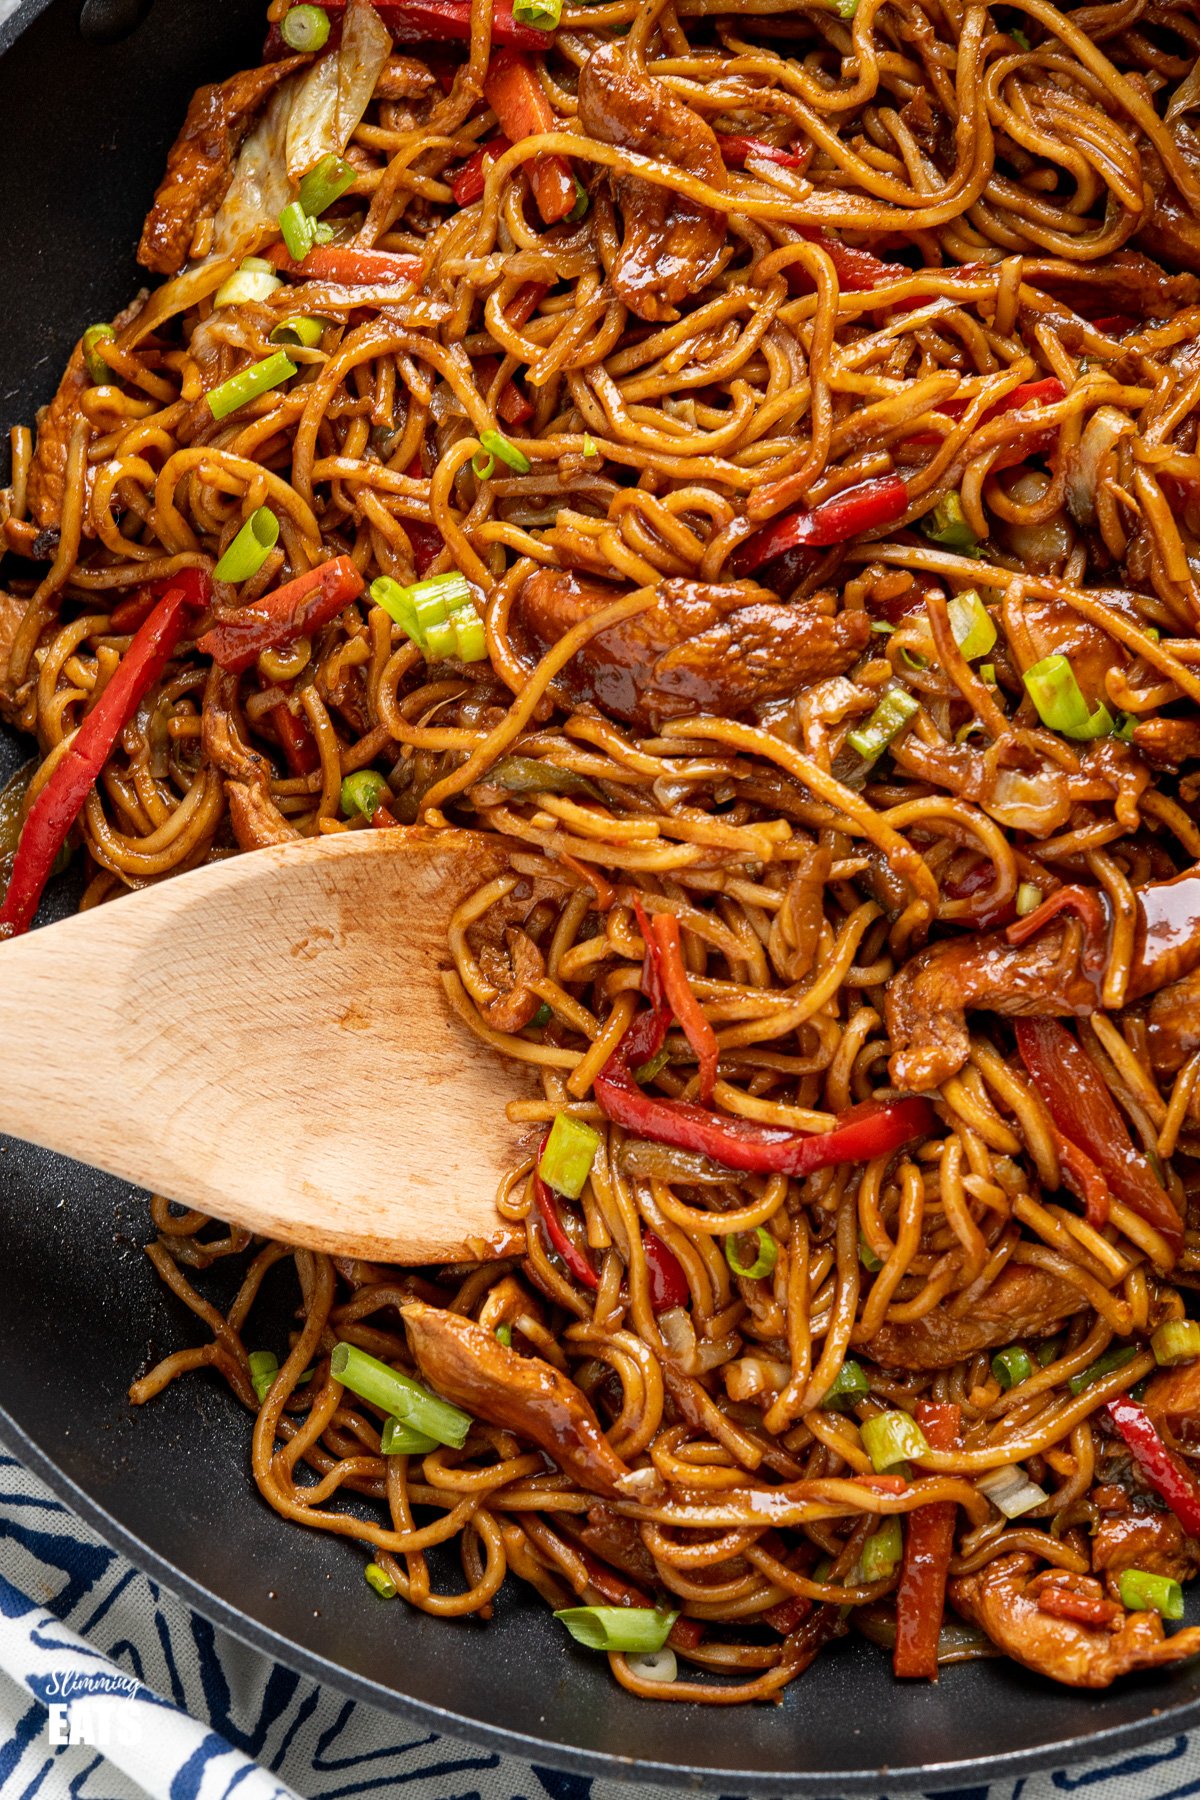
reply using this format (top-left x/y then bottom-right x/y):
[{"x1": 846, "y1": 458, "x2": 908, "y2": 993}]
[{"x1": 4, "y1": 1, "x2": 1200, "y2": 1787}]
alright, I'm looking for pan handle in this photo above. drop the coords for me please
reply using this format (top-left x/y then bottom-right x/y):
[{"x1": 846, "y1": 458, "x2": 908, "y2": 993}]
[{"x1": 78, "y1": 0, "x2": 152, "y2": 43}]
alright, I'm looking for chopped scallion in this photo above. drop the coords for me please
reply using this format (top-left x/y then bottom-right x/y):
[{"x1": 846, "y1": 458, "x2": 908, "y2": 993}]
[
  {"x1": 554, "y1": 1607, "x2": 677, "y2": 1653},
  {"x1": 922, "y1": 491, "x2": 979, "y2": 554},
  {"x1": 859, "y1": 1517, "x2": 903, "y2": 1582},
  {"x1": 859, "y1": 1235, "x2": 883, "y2": 1272},
  {"x1": 1023, "y1": 654, "x2": 1114, "y2": 740},
  {"x1": 330, "y1": 1341, "x2": 473, "y2": 1447},
  {"x1": 369, "y1": 572, "x2": 484, "y2": 661},
  {"x1": 531, "y1": 1002, "x2": 553, "y2": 1029},
  {"x1": 991, "y1": 1345, "x2": 1033, "y2": 1390},
  {"x1": 279, "y1": 198, "x2": 318, "y2": 263},
  {"x1": 1010, "y1": 24, "x2": 1030, "y2": 48},
  {"x1": 214, "y1": 264, "x2": 282, "y2": 308},
  {"x1": 539, "y1": 1113, "x2": 601, "y2": 1198},
  {"x1": 298, "y1": 152, "x2": 356, "y2": 218},
  {"x1": 513, "y1": 0, "x2": 563, "y2": 26},
  {"x1": 281, "y1": 2, "x2": 331, "y2": 50},
  {"x1": 978, "y1": 1463, "x2": 1047, "y2": 1518},
  {"x1": 495, "y1": 1323, "x2": 514, "y2": 1347},
  {"x1": 82, "y1": 323, "x2": 116, "y2": 385},
  {"x1": 634, "y1": 1045, "x2": 671, "y2": 1085},
  {"x1": 271, "y1": 315, "x2": 325, "y2": 349},
  {"x1": 213, "y1": 507, "x2": 279, "y2": 583},
  {"x1": 248, "y1": 1350, "x2": 279, "y2": 1404},
  {"x1": 207, "y1": 350, "x2": 297, "y2": 421},
  {"x1": 1118, "y1": 1567, "x2": 1183, "y2": 1620},
  {"x1": 566, "y1": 175, "x2": 589, "y2": 221},
  {"x1": 1151, "y1": 1320, "x2": 1200, "y2": 1366},
  {"x1": 1015, "y1": 882, "x2": 1043, "y2": 917},
  {"x1": 846, "y1": 688, "x2": 919, "y2": 763},
  {"x1": 1067, "y1": 1344, "x2": 1137, "y2": 1396},
  {"x1": 834, "y1": 0, "x2": 858, "y2": 16},
  {"x1": 724, "y1": 1226, "x2": 779, "y2": 1281},
  {"x1": 472, "y1": 428, "x2": 531, "y2": 480},
  {"x1": 364, "y1": 1561, "x2": 397, "y2": 1598},
  {"x1": 947, "y1": 588, "x2": 996, "y2": 661},
  {"x1": 861, "y1": 1410, "x2": 929, "y2": 1472},
  {"x1": 625, "y1": 1648, "x2": 677, "y2": 1683},
  {"x1": 340, "y1": 770, "x2": 389, "y2": 820},
  {"x1": 822, "y1": 1358, "x2": 869, "y2": 1409},
  {"x1": 380, "y1": 1416, "x2": 440, "y2": 1456},
  {"x1": 582, "y1": 435, "x2": 598, "y2": 459}
]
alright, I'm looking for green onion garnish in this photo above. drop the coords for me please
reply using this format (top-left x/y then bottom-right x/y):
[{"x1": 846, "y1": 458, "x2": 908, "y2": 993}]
[
  {"x1": 1036, "y1": 1337, "x2": 1060, "y2": 1366},
  {"x1": 861, "y1": 1410, "x2": 929, "y2": 1472},
  {"x1": 859, "y1": 1517, "x2": 903, "y2": 1582},
  {"x1": 496, "y1": 1323, "x2": 513, "y2": 1347},
  {"x1": 271, "y1": 316, "x2": 325, "y2": 349},
  {"x1": 724, "y1": 1226, "x2": 779, "y2": 1281},
  {"x1": 340, "y1": 770, "x2": 389, "y2": 820},
  {"x1": 279, "y1": 199, "x2": 317, "y2": 262},
  {"x1": 1067, "y1": 1344, "x2": 1137, "y2": 1396},
  {"x1": 1010, "y1": 24, "x2": 1030, "y2": 48},
  {"x1": 566, "y1": 175, "x2": 589, "y2": 221},
  {"x1": 977, "y1": 1463, "x2": 1047, "y2": 1518},
  {"x1": 1118, "y1": 1568, "x2": 1184, "y2": 1620},
  {"x1": 922, "y1": 491, "x2": 979, "y2": 554},
  {"x1": 834, "y1": 0, "x2": 858, "y2": 15},
  {"x1": 281, "y1": 2, "x2": 331, "y2": 49},
  {"x1": 207, "y1": 350, "x2": 297, "y2": 421},
  {"x1": 213, "y1": 507, "x2": 279, "y2": 583},
  {"x1": 947, "y1": 588, "x2": 996, "y2": 661},
  {"x1": 991, "y1": 1345, "x2": 1033, "y2": 1390},
  {"x1": 330, "y1": 1341, "x2": 472, "y2": 1448},
  {"x1": 1114, "y1": 712, "x2": 1137, "y2": 741},
  {"x1": 298, "y1": 153, "x2": 356, "y2": 218},
  {"x1": 513, "y1": 0, "x2": 563, "y2": 25},
  {"x1": 859, "y1": 1235, "x2": 883, "y2": 1271},
  {"x1": 846, "y1": 688, "x2": 919, "y2": 763},
  {"x1": 472, "y1": 428, "x2": 532, "y2": 480},
  {"x1": 214, "y1": 261, "x2": 283, "y2": 308},
  {"x1": 1151, "y1": 1320, "x2": 1200, "y2": 1366},
  {"x1": 633, "y1": 1045, "x2": 671, "y2": 1085},
  {"x1": 538, "y1": 1113, "x2": 601, "y2": 1199},
  {"x1": 364, "y1": 1561, "x2": 397, "y2": 1598},
  {"x1": 379, "y1": 1416, "x2": 440, "y2": 1456},
  {"x1": 369, "y1": 572, "x2": 485, "y2": 662},
  {"x1": 531, "y1": 1002, "x2": 553, "y2": 1029},
  {"x1": 82, "y1": 323, "x2": 116, "y2": 385},
  {"x1": 248, "y1": 1349, "x2": 280, "y2": 1403},
  {"x1": 822, "y1": 1359, "x2": 869, "y2": 1409},
  {"x1": 1015, "y1": 882, "x2": 1043, "y2": 918},
  {"x1": 554, "y1": 1607, "x2": 678, "y2": 1653},
  {"x1": 980, "y1": 662, "x2": 997, "y2": 686},
  {"x1": 583, "y1": 435, "x2": 598, "y2": 459},
  {"x1": 1023, "y1": 654, "x2": 1114, "y2": 740}
]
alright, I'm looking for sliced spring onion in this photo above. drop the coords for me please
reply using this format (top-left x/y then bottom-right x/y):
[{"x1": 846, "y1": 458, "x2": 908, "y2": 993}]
[
  {"x1": 298, "y1": 153, "x2": 356, "y2": 218},
  {"x1": 846, "y1": 688, "x2": 919, "y2": 763},
  {"x1": 340, "y1": 770, "x2": 389, "y2": 820},
  {"x1": 207, "y1": 350, "x2": 297, "y2": 421},
  {"x1": 364, "y1": 1561, "x2": 397, "y2": 1598},
  {"x1": 369, "y1": 572, "x2": 485, "y2": 662},
  {"x1": 330, "y1": 1341, "x2": 473, "y2": 1448},
  {"x1": 1023, "y1": 654, "x2": 1114, "y2": 740},
  {"x1": 279, "y1": 198, "x2": 318, "y2": 262},
  {"x1": 1036, "y1": 1337, "x2": 1061, "y2": 1367},
  {"x1": 979, "y1": 662, "x2": 997, "y2": 686},
  {"x1": 472, "y1": 428, "x2": 532, "y2": 479},
  {"x1": 834, "y1": 0, "x2": 858, "y2": 15},
  {"x1": 539, "y1": 1112, "x2": 601, "y2": 1198},
  {"x1": 271, "y1": 316, "x2": 325, "y2": 348},
  {"x1": 513, "y1": 0, "x2": 563, "y2": 25},
  {"x1": 1118, "y1": 1568, "x2": 1184, "y2": 1620},
  {"x1": 859, "y1": 1517, "x2": 903, "y2": 1582},
  {"x1": 859, "y1": 1235, "x2": 883, "y2": 1272},
  {"x1": 977, "y1": 1463, "x2": 1047, "y2": 1519},
  {"x1": 531, "y1": 1002, "x2": 553, "y2": 1029},
  {"x1": 922, "y1": 491, "x2": 979, "y2": 554},
  {"x1": 625, "y1": 1648, "x2": 677, "y2": 1683},
  {"x1": 213, "y1": 507, "x2": 279, "y2": 583},
  {"x1": 582, "y1": 435, "x2": 598, "y2": 459},
  {"x1": 554, "y1": 1607, "x2": 677, "y2": 1653},
  {"x1": 724, "y1": 1226, "x2": 779, "y2": 1281},
  {"x1": 495, "y1": 1323, "x2": 514, "y2": 1347},
  {"x1": 1010, "y1": 23, "x2": 1030, "y2": 47},
  {"x1": 214, "y1": 263, "x2": 282, "y2": 308},
  {"x1": 822, "y1": 1358, "x2": 869, "y2": 1409},
  {"x1": 861, "y1": 1410, "x2": 929, "y2": 1472},
  {"x1": 870, "y1": 619, "x2": 895, "y2": 635},
  {"x1": 947, "y1": 588, "x2": 996, "y2": 661},
  {"x1": 1068, "y1": 1344, "x2": 1137, "y2": 1396},
  {"x1": 248, "y1": 1350, "x2": 279, "y2": 1403},
  {"x1": 991, "y1": 1345, "x2": 1034, "y2": 1390},
  {"x1": 1151, "y1": 1320, "x2": 1200, "y2": 1366},
  {"x1": 1015, "y1": 882, "x2": 1043, "y2": 918},
  {"x1": 379, "y1": 1416, "x2": 440, "y2": 1456},
  {"x1": 82, "y1": 323, "x2": 115, "y2": 385},
  {"x1": 566, "y1": 175, "x2": 589, "y2": 221},
  {"x1": 633, "y1": 1045, "x2": 671, "y2": 1085},
  {"x1": 1114, "y1": 712, "x2": 1137, "y2": 741},
  {"x1": 281, "y1": 2, "x2": 331, "y2": 49}
]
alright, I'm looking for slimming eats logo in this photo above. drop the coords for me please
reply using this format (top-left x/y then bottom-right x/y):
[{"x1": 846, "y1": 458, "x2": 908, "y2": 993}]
[{"x1": 42, "y1": 1669, "x2": 144, "y2": 1748}]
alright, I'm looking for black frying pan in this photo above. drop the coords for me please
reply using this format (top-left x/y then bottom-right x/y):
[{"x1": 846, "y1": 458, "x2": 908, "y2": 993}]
[{"x1": 3, "y1": 2, "x2": 1200, "y2": 1786}]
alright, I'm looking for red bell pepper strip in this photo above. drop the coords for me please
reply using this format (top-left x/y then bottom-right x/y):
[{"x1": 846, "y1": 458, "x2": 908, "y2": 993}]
[
  {"x1": 265, "y1": 0, "x2": 547, "y2": 55},
  {"x1": 1107, "y1": 1396, "x2": 1200, "y2": 1536},
  {"x1": 1014, "y1": 1020, "x2": 1182, "y2": 1257},
  {"x1": 732, "y1": 476, "x2": 909, "y2": 576},
  {"x1": 1054, "y1": 1130, "x2": 1111, "y2": 1231},
  {"x1": 643, "y1": 1230, "x2": 689, "y2": 1312},
  {"x1": 1036, "y1": 1584, "x2": 1123, "y2": 1629},
  {"x1": 197, "y1": 557, "x2": 365, "y2": 676},
  {"x1": 573, "y1": 1543, "x2": 705, "y2": 1648},
  {"x1": 0, "y1": 569, "x2": 208, "y2": 940},
  {"x1": 450, "y1": 135, "x2": 512, "y2": 206},
  {"x1": 856, "y1": 1473, "x2": 910, "y2": 1495},
  {"x1": 264, "y1": 243, "x2": 425, "y2": 286},
  {"x1": 796, "y1": 227, "x2": 907, "y2": 292},
  {"x1": 762, "y1": 1593, "x2": 813, "y2": 1634},
  {"x1": 647, "y1": 911, "x2": 719, "y2": 1103},
  {"x1": 506, "y1": 281, "x2": 549, "y2": 328},
  {"x1": 1006, "y1": 882, "x2": 1106, "y2": 952},
  {"x1": 268, "y1": 688, "x2": 321, "y2": 776},
  {"x1": 534, "y1": 1147, "x2": 600, "y2": 1290},
  {"x1": 108, "y1": 586, "x2": 159, "y2": 634},
  {"x1": 717, "y1": 134, "x2": 811, "y2": 172},
  {"x1": 483, "y1": 51, "x2": 576, "y2": 226},
  {"x1": 893, "y1": 1400, "x2": 960, "y2": 1680},
  {"x1": 474, "y1": 355, "x2": 534, "y2": 427}
]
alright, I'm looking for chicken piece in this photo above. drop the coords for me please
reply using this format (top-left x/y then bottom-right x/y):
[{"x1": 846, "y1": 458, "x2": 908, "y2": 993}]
[
  {"x1": 201, "y1": 666, "x2": 299, "y2": 851},
  {"x1": 518, "y1": 568, "x2": 870, "y2": 730},
  {"x1": 951, "y1": 1553, "x2": 1200, "y2": 1687},
  {"x1": 861, "y1": 1265, "x2": 1087, "y2": 1371},
  {"x1": 1002, "y1": 595, "x2": 1128, "y2": 710},
  {"x1": 1028, "y1": 251, "x2": 1200, "y2": 320},
  {"x1": 569, "y1": 1504, "x2": 660, "y2": 1587},
  {"x1": 400, "y1": 1301, "x2": 658, "y2": 1500},
  {"x1": 0, "y1": 590, "x2": 27, "y2": 722},
  {"x1": 578, "y1": 42, "x2": 727, "y2": 323},
  {"x1": 137, "y1": 57, "x2": 306, "y2": 275},
  {"x1": 373, "y1": 53, "x2": 437, "y2": 100},
  {"x1": 1132, "y1": 718, "x2": 1200, "y2": 770},
  {"x1": 1092, "y1": 1508, "x2": 1200, "y2": 1600},
  {"x1": 476, "y1": 926, "x2": 545, "y2": 1032},
  {"x1": 885, "y1": 918, "x2": 1100, "y2": 1092},
  {"x1": 1148, "y1": 966, "x2": 1200, "y2": 1077},
  {"x1": 1143, "y1": 1359, "x2": 1200, "y2": 1449},
  {"x1": 1137, "y1": 114, "x2": 1200, "y2": 275}
]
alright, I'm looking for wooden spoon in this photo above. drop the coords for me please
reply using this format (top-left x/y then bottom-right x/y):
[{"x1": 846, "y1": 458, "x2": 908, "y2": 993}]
[{"x1": 0, "y1": 827, "x2": 543, "y2": 1262}]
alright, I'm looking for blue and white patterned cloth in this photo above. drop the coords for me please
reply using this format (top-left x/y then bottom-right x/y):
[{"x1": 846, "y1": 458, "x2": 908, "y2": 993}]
[{"x1": 4, "y1": 1443, "x2": 1200, "y2": 1800}]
